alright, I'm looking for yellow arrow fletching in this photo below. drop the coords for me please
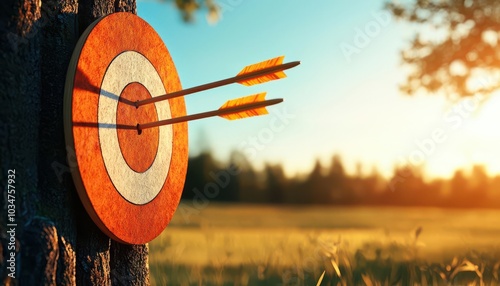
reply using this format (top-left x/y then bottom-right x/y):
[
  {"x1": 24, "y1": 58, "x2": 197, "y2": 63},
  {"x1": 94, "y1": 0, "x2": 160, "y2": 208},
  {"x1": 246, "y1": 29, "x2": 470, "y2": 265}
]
[
  {"x1": 237, "y1": 56, "x2": 287, "y2": 86},
  {"x1": 219, "y1": 93, "x2": 269, "y2": 120}
]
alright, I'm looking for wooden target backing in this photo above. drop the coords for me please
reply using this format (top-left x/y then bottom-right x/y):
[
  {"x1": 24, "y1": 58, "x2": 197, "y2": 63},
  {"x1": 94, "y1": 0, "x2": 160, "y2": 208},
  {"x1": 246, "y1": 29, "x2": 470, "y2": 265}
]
[{"x1": 64, "y1": 12, "x2": 188, "y2": 244}]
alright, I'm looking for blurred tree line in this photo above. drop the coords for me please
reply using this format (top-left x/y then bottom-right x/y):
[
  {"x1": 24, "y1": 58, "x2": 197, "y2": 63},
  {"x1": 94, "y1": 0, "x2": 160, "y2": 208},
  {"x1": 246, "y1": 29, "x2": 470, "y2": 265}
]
[{"x1": 181, "y1": 150, "x2": 500, "y2": 208}]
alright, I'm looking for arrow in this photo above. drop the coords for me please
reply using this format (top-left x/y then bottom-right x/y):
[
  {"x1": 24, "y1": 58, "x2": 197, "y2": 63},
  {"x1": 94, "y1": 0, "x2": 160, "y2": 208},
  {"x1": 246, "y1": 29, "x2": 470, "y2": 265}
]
[
  {"x1": 135, "y1": 56, "x2": 299, "y2": 107},
  {"x1": 137, "y1": 93, "x2": 282, "y2": 131}
]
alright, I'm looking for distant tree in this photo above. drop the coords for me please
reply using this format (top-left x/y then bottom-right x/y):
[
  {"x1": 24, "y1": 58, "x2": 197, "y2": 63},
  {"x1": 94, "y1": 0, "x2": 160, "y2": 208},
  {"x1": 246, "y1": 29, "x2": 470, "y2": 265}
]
[
  {"x1": 387, "y1": 1, "x2": 500, "y2": 98},
  {"x1": 489, "y1": 175, "x2": 500, "y2": 200},
  {"x1": 365, "y1": 166, "x2": 385, "y2": 195},
  {"x1": 304, "y1": 160, "x2": 328, "y2": 204},
  {"x1": 450, "y1": 169, "x2": 470, "y2": 206},
  {"x1": 328, "y1": 155, "x2": 346, "y2": 180},
  {"x1": 264, "y1": 164, "x2": 287, "y2": 204},
  {"x1": 386, "y1": 165, "x2": 426, "y2": 205},
  {"x1": 326, "y1": 155, "x2": 351, "y2": 203},
  {"x1": 183, "y1": 152, "x2": 219, "y2": 200},
  {"x1": 470, "y1": 165, "x2": 489, "y2": 205},
  {"x1": 228, "y1": 151, "x2": 263, "y2": 202}
]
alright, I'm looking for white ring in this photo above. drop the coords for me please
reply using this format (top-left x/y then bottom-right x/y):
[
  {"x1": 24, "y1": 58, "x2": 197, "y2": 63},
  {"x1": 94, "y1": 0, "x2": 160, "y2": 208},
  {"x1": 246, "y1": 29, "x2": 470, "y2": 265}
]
[{"x1": 98, "y1": 51, "x2": 172, "y2": 205}]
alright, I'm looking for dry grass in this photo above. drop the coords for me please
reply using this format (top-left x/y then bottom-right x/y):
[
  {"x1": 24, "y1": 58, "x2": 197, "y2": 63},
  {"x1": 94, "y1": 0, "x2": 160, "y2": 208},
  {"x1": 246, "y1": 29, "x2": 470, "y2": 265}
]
[{"x1": 149, "y1": 203, "x2": 500, "y2": 285}]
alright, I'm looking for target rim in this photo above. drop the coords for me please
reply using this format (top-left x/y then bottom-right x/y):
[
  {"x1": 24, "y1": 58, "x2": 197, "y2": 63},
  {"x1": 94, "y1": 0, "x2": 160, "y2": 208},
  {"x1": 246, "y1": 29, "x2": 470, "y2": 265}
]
[{"x1": 64, "y1": 12, "x2": 188, "y2": 244}]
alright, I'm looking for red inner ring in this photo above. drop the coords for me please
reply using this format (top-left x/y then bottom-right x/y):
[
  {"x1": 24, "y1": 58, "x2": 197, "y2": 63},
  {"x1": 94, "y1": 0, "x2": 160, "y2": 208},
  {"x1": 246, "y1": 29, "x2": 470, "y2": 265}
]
[{"x1": 116, "y1": 82, "x2": 159, "y2": 173}]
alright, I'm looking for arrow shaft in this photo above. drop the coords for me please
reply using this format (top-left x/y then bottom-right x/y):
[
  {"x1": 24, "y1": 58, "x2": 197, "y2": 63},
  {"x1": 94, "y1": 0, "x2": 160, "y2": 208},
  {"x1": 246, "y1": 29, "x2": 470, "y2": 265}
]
[
  {"x1": 135, "y1": 61, "x2": 299, "y2": 107},
  {"x1": 138, "y1": 98, "x2": 283, "y2": 130}
]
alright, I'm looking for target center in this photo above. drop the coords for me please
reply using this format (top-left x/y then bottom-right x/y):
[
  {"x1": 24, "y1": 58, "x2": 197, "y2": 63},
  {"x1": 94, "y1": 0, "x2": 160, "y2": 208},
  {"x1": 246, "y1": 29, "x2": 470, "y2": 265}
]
[{"x1": 116, "y1": 82, "x2": 159, "y2": 173}]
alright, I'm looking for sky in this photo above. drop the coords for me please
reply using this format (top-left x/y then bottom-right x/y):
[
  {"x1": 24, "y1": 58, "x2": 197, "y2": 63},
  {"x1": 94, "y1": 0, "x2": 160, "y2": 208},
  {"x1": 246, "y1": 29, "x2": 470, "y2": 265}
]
[{"x1": 137, "y1": 0, "x2": 500, "y2": 179}]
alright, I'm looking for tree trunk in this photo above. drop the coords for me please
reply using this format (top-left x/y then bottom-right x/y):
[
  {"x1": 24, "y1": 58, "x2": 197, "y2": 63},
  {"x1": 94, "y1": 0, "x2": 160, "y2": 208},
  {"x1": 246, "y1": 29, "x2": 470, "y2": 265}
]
[{"x1": 1, "y1": 0, "x2": 150, "y2": 285}]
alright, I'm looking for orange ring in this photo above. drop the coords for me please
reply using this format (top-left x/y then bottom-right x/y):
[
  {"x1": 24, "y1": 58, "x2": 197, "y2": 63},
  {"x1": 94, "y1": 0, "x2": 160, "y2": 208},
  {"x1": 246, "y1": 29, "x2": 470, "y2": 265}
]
[{"x1": 64, "y1": 12, "x2": 188, "y2": 244}]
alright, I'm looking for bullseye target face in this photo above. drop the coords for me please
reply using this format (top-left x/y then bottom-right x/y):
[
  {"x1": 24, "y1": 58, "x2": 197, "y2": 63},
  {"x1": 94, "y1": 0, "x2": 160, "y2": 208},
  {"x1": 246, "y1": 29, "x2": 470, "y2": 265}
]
[{"x1": 63, "y1": 12, "x2": 188, "y2": 244}]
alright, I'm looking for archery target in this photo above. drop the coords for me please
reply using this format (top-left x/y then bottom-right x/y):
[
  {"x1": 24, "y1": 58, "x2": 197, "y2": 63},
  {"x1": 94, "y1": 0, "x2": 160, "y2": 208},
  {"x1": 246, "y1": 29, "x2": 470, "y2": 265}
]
[
  {"x1": 64, "y1": 12, "x2": 188, "y2": 244},
  {"x1": 99, "y1": 51, "x2": 172, "y2": 205}
]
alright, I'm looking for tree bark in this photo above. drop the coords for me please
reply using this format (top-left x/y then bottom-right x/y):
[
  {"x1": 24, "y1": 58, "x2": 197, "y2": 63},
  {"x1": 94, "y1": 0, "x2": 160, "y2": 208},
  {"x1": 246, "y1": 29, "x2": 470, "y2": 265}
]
[{"x1": 1, "y1": 0, "x2": 149, "y2": 285}]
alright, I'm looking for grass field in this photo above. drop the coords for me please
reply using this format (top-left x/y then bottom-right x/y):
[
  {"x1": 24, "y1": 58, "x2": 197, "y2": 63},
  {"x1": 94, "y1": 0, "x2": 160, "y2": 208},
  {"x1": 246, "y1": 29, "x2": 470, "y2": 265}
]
[{"x1": 149, "y1": 203, "x2": 500, "y2": 285}]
